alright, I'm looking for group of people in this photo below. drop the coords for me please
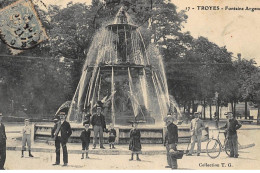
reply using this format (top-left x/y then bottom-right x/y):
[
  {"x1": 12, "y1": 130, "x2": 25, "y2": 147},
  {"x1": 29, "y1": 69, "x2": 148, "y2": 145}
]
[
  {"x1": 164, "y1": 111, "x2": 242, "y2": 169},
  {"x1": 163, "y1": 112, "x2": 206, "y2": 169},
  {"x1": 49, "y1": 104, "x2": 143, "y2": 166},
  {"x1": 50, "y1": 104, "x2": 117, "y2": 166},
  {"x1": 0, "y1": 108, "x2": 243, "y2": 170}
]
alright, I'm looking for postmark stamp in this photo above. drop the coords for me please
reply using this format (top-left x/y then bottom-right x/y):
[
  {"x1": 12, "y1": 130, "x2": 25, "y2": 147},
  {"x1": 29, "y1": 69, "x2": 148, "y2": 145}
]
[{"x1": 0, "y1": 0, "x2": 48, "y2": 50}]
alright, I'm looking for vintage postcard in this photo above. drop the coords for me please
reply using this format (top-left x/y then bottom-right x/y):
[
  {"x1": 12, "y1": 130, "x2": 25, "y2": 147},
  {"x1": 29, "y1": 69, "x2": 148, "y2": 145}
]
[{"x1": 0, "y1": 0, "x2": 260, "y2": 170}]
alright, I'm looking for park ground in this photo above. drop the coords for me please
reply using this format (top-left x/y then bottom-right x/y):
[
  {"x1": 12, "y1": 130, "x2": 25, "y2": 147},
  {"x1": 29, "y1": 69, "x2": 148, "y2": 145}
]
[{"x1": 3, "y1": 122, "x2": 260, "y2": 170}]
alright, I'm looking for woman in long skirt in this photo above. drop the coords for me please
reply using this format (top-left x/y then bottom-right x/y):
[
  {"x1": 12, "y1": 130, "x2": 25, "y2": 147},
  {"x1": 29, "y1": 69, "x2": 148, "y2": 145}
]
[{"x1": 129, "y1": 122, "x2": 141, "y2": 161}]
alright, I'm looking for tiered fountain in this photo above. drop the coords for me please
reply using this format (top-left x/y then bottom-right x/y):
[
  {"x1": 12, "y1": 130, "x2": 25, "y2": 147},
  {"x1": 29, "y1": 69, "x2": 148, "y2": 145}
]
[
  {"x1": 67, "y1": 7, "x2": 176, "y2": 125},
  {"x1": 34, "y1": 6, "x2": 189, "y2": 144}
]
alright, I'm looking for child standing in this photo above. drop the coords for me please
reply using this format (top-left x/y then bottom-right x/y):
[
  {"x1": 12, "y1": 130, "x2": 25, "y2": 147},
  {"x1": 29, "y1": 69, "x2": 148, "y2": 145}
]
[
  {"x1": 80, "y1": 123, "x2": 91, "y2": 159},
  {"x1": 108, "y1": 123, "x2": 116, "y2": 149},
  {"x1": 129, "y1": 121, "x2": 141, "y2": 161},
  {"x1": 21, "y1": 119, "x2": 33, "y2": 158}
]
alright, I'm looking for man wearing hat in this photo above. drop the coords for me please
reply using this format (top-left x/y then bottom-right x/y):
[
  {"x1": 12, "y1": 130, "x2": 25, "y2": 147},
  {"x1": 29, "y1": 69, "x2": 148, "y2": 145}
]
[
  {"x1": 21, "y1": 119, "x2": 34, "y2": 158},
  {"x1": 52, "y1": 112, "x2": 72, "y2": 166},
  {"x1": 187, "y1": 112, "x2": 205, "y2": 156},
  {"x1": 164, "y1": 115, "x2": 178, "y2": 169},
  {"x1": 0, "y1": 113, "x2": 6, "y2": 170},
  {"x1": 220, "y1": 112, "x2": 242, "y2": 158},
  {"x1": 90, "y1": 102, "x2": 106, "y2": 149}
]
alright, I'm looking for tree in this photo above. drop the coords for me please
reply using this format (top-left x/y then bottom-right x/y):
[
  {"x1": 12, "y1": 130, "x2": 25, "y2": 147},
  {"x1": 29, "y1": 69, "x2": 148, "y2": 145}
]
[
  {"x1": 0, "y1": 55, "x2": 80, "y2": 117},
  {"x1": 237, "y1": 59, "x2": 260, "y2": 119},
  {"x1": 166, "y1": 36, "x2": 233, "y2": 118},
  {"x1": 45, "y1": 3, "x2": 95, "y2": 60}
]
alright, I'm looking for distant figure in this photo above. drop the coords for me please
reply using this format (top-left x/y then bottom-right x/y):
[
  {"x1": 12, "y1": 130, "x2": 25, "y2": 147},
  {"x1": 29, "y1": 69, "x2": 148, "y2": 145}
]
[
  {"x1": 52, "y1": 112, "x2": 72, "y2": 166},
  {"x1": 108, "y1": 123, "x2": 116, "y2": 149},
  {"x1": 164, "y1": 115, "x2": 178, "y2": 169},
  {"x1": 0, "y1": 113, "x2": 7, "y2": 170},
  {"x1": 21, "y1": 119, "x2": 34, "y2": 158},
  {"x1": 80, "y1": 123, "x2": 91, "y2": 159},
  {"x1": 129, "y1": 121, "x2": 142, "y2": 161},
  {"x1": 214, "y1": 112, "x2": 218, "y2": 128},
  {"x1": 220, "y1": 112, "x2": 242, "y2": 158},
  {"x1": 82, "y1": 108, "x2": 91, "y2": 125},
  {"x1": 187, "y1": 112, "x2": 205, "y2": 156},
  {"x1": 91, "y1": 102, "x2": 106, "y2": 149},
  {"x1": 184, "y1": 110, "x2": 190, "y2": 123}
]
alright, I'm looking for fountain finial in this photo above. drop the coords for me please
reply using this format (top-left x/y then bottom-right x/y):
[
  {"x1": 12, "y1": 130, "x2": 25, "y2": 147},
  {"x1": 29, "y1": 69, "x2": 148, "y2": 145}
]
[{"x1": 115, "y1": 6, "x2": 128, "y2": 24}]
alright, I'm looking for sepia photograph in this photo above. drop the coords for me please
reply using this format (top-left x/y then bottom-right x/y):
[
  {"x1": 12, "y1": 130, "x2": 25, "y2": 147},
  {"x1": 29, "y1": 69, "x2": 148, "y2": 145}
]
[{"x1": 0, "y1": 0, "x2": 260, "y2": 170}]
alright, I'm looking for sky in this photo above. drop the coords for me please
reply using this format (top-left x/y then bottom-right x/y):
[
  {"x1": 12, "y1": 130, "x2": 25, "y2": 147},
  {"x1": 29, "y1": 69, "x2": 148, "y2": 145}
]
[{"x1": 41, "y1": 0, "x2": 260, "y2": 65}]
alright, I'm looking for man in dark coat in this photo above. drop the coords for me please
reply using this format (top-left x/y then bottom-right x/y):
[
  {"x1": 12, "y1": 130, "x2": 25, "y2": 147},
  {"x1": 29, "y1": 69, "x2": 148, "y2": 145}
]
[
  {"x1": 221, "y1": 112, "x2": 242, "y2": 158},
  {"x1": 0, "y1": 113, "x2": 7, "y2": 170},
  {"x1": 164, "y1": 115, "x2": 178, "y2": 169},
  {"x1": 52, "y1": 112, "x2": 72, "y2": 166},
  {"x1": 91, "y1": 105, "x2": 106, "y2": 149}
]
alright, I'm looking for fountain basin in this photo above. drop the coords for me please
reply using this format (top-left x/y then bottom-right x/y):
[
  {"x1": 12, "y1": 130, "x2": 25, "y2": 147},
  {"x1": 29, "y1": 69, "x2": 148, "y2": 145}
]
[{"x1": 34, "y1": 123, "x2": 197, "y2": 144}]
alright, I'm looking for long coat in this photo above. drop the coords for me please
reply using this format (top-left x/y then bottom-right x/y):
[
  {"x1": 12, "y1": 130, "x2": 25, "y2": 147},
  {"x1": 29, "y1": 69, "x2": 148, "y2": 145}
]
[
  {"x1": 165, "y1": 123, "x2": 178, "y2": 145},
  {"x1": 53, "y1": 121, "x2": 72, "y2": 143},
  {"x1": 129, "y1": 128, "x2": 142, "y2": 152}
]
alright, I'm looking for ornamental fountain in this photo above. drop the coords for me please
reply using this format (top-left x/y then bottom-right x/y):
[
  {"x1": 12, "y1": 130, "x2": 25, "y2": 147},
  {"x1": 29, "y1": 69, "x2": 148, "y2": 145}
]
[
  {"x1": 67, "y1": 6, "x2": 180, "y2": 126},
  {"x1": 34, "y1": 5, "x2": 188, "y2": 144}
]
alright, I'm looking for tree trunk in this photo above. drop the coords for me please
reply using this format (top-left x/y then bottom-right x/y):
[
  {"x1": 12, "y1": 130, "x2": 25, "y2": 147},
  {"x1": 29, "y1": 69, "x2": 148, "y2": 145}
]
[
  {"x1": 217, "y1": 99, "x2": 220, "y2": 121},
  {"x1": 210, "y1": 102, "x2": 212, "y2": 120},
  {"x1": 245, "y1": 101, "x2": 248, "y2": 119},
  {"x1": 231, "y1": 101, "x2": 234, "y2": 113},
  {"x1": 203, "y1": 98, "x2": 206, "y2": 120},
  {"x1": 217, "y1": 104, "x2": 220, "y2": 121},
  {"x1": 233, "y1": 102, "x2": 236, "y2": 118},
  {"x1": 257, "y1": 104, "x2": 260, "y2": 125},
  {"x1": 192, "y1": 100, "x2": 195, "y2": 114}
]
